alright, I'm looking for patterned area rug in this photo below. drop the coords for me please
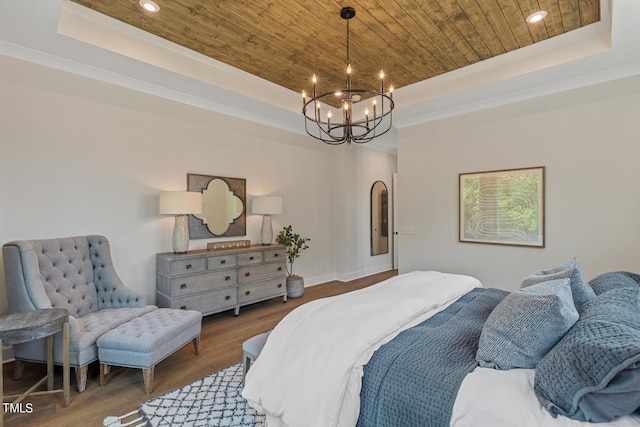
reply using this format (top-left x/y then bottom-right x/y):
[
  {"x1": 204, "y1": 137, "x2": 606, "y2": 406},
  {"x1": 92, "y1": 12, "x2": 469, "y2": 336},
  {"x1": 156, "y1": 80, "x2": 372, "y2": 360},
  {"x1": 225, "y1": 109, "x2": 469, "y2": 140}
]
[{"x1": 139, "y1": 363, "x2": 265, "y2": 426}]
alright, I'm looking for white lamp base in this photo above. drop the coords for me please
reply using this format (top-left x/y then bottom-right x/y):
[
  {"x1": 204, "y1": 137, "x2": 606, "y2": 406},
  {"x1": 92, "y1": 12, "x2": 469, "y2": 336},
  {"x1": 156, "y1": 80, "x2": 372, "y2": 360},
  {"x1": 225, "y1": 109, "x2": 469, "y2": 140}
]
[
  {"x1": 260, "y1": 214, "x2": 273, "y2": 245},
  {"x1": 172, "y1": 214, "x2": 190, "y2": 253}
]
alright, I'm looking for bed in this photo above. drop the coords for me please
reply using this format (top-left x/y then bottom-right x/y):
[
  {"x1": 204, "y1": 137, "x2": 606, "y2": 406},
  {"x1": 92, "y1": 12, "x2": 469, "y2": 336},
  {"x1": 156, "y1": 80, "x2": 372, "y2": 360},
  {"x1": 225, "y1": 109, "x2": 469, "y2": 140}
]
[{"x1": 242, "y1": 264, "x2": 640, "y2": 427}]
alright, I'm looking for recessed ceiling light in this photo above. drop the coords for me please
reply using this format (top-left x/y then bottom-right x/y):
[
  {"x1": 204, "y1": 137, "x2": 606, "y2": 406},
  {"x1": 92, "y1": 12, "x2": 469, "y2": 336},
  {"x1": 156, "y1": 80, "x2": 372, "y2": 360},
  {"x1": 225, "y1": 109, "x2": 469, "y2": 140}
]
[
  {"x1": 526, "y1": 11, "x2": 547, "y2": 23},
  {"x1": 139, "y1": 0, "x2": 160, "y2": 13}
]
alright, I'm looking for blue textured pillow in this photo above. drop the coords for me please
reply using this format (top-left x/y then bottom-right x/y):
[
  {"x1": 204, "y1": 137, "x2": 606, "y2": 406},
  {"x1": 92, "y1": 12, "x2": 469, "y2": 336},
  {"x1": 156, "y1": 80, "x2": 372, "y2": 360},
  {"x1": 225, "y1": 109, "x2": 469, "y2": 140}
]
[
  {"x1": 521, "y1": 258, "x2": 595, "y2": 308},
  {"x1": 534, "y1": 287, "x2": 640, "y2": 422},
  {"x1": 476, "y1": 278, "x2": 579, "y2": 370},
  {"x1": 588, "y1": 271, "x2": 640, "y2": 296}
]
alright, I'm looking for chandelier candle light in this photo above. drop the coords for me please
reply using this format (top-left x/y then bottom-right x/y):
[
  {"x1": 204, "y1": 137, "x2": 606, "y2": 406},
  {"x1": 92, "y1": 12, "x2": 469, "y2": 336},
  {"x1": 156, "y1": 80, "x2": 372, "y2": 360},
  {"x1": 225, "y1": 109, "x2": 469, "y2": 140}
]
[{"x1": 302, "y1": 6, "x2": 394, "y2": 145}]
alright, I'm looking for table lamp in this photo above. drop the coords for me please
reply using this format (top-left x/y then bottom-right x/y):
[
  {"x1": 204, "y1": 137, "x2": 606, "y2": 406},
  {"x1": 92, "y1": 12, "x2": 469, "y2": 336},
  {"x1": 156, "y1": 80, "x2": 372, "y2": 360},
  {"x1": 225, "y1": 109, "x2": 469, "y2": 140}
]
[
  {"x1": 160, "y1": 191, "x2": 202, "y2": 253},
  {"x1": 251, "y1": 196, "x2": 283, "y2": 245}
]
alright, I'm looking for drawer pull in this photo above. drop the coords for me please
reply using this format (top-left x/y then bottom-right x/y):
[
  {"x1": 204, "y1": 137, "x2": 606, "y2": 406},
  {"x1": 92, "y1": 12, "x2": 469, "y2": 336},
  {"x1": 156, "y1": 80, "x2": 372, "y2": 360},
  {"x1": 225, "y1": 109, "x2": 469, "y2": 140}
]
[
  {"x1": 277, "y1": 266, "x2": 282, "y2": 271},
  {"x1": 249, "y1": 256, "x2": 255, "y2": 261},
  {"x1": 225, "y1": 295, "x2": 231, "y2": 300},
  {"x1": 245, "y1": 291, "x2": 251, "y2": 296},
  {"x1": 225, "y1": 276, "x2": 231, "y2": 281},
  {"x1": 245, "y1": 272, "x2": 251, "y2": 277},
  {"x1": 185, "y1": 264, "x2": 192, "y2": 269},
  {"x1": 180, "y1": 283, "x2": 187, "y2": 289},
  {"x1": 180, "y1": 306, "x2": 187, "y2": 310},
  {"x1": 277, "y1": 283, "x2": 282, "y2": 288},
  {"x1": 274, "y1": 253, "x2": 279, "y2": 257},
  {"x1": 220, "y1": 259, "x2": 226, "y2": 264}
]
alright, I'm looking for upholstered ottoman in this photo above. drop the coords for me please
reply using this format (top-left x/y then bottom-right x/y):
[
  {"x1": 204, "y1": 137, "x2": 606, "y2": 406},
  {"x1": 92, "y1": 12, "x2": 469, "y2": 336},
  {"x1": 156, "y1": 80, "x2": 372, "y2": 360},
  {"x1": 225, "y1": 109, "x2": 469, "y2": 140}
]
[
  {"x1": 97, "y1": 308, "x2": 202, "y2": 393},
  {"x1": 242, "y1": 330, "x2": 271, "y2": 383}
]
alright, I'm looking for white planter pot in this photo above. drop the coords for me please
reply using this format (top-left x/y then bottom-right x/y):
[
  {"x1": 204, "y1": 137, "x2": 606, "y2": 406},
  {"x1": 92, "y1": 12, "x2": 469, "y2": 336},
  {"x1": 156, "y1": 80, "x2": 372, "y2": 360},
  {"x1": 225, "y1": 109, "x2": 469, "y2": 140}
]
[{"x1": 286, "y1": 275, "x2": 305, "y2": 298}]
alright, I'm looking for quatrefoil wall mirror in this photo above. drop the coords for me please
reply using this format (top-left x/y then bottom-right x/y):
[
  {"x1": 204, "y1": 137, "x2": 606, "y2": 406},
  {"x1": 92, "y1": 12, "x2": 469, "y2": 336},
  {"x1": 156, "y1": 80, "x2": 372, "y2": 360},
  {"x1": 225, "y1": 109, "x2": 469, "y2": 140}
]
[{"x1": 187, "y1": 173, "x2": 246, "y2": 238}]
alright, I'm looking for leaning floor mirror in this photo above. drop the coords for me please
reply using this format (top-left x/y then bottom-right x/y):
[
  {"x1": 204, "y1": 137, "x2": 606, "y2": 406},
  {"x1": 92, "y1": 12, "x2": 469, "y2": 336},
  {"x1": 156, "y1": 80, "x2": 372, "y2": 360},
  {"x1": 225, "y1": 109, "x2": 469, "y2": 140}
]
[{"x1": 370, "y1": 180, "x2": 389, "y2": 256}]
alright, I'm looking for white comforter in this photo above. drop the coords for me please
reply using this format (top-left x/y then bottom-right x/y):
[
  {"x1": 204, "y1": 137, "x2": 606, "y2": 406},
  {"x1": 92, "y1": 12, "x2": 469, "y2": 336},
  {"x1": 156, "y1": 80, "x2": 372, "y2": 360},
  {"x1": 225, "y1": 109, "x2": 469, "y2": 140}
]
[{"x1": 242, "y1": 271, "x2": 481, "y2": 427}]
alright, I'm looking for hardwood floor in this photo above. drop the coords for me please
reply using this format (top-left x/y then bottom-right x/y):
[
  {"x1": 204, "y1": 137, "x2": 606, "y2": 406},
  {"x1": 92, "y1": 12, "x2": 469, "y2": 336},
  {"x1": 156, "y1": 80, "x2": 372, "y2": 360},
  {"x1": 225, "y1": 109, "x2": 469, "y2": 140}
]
[{"x1": 3, "y1": 270, "x2": 397, "y2": 427}]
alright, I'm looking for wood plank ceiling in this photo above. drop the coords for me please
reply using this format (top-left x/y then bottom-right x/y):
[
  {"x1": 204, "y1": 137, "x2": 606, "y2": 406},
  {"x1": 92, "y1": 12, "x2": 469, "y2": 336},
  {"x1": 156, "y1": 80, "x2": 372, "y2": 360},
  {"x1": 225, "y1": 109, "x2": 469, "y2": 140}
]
[{"x1": 70, "y1": 0, "x2": 599, "y2": 104}]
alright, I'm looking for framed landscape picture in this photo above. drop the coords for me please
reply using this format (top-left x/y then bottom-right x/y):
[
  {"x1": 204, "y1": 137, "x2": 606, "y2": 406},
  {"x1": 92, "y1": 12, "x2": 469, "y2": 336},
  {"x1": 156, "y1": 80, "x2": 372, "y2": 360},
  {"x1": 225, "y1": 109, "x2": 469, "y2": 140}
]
[{"x1": 459, "y1": 166, "x2": 545, "y2": 247}]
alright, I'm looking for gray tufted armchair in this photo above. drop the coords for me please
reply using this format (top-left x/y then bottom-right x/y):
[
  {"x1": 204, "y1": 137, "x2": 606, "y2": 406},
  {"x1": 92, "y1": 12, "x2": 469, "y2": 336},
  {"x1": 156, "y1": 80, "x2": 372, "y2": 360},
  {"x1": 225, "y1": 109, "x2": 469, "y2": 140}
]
[{"x1": 2, "y1": 235, "x2": 157, "y2": 392}]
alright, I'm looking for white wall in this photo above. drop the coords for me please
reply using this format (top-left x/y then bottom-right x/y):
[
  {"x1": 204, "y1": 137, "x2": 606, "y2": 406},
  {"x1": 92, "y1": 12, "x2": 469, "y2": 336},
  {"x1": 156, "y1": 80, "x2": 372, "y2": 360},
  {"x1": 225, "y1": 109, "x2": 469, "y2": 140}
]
[
  {"x1": 331, "y1": 144, "x2": 397, "y2": 281},
  {"x1": 397, "y1": 74, "x2": 640, "y2": 291},
  {"x1": 0, "y1": 54, "x2": 397, "y2": 315}
]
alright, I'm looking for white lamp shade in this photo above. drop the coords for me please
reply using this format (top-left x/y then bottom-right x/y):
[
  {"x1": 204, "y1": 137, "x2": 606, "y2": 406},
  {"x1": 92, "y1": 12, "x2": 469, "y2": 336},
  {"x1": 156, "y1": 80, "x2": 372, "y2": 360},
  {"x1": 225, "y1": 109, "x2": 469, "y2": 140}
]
[
  {"x1": 252, "y1": 196, "x2": 283, "y2": 215},
  {"x1": 159, "y1": 191, "x2": 202, "y2": 215}
]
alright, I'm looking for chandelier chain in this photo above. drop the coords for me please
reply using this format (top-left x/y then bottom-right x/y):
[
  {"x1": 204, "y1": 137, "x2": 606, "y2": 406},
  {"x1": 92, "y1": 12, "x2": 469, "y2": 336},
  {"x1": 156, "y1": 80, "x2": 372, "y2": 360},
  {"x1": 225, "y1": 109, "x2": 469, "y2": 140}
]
[{"x1": 346, "y1": 18, "x2": 350, "y2": 66}]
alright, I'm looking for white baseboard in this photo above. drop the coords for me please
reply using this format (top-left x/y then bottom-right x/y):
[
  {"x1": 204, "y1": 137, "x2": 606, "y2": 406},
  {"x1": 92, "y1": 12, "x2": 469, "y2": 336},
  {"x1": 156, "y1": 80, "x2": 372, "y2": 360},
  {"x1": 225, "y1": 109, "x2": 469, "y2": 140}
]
[
  {"x1": 303, "y1": 273, "x2": 336, "y2": 287},
  {"x1": 335, "y1": 264, "x2": 394, "y2": 283},
  {"x1": 303, "y1": 265, "x2": 393, "y2": 288}
]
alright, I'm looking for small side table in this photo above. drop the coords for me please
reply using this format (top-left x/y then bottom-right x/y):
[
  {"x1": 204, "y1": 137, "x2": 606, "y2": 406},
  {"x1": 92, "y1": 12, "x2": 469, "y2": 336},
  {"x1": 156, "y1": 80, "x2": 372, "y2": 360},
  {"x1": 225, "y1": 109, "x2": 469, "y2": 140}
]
[{"x1": 0, "y1": 309, "x2": 70, "y2": 426}]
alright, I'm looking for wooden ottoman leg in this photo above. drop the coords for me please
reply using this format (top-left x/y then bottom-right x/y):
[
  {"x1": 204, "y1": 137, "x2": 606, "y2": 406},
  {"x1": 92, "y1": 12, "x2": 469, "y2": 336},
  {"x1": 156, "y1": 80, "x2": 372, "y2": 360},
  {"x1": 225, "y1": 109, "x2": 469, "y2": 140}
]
[
  {"x1": 75, "y1": 365, "x2": 88, "y2": 392},
  {"x1": 99, "y1": 364, "x2": 111, "y2": 387},
  {"x1": 242, "y1": 353, "x2": 252, "y2": 383},
  {"x1": 193, "y1": 335, "x2": 201, "y2": 356},
  {"x1": 143, "y1": 366, "x2": 154, "y2": 395}
]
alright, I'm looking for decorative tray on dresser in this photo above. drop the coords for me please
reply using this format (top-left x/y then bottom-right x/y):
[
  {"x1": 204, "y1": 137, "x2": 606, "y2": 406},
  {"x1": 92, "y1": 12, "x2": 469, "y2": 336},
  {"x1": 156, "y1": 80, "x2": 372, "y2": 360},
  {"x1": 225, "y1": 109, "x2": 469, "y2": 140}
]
[{"x1": 156, "y1": 244, "x2": 287, "y2": 316}]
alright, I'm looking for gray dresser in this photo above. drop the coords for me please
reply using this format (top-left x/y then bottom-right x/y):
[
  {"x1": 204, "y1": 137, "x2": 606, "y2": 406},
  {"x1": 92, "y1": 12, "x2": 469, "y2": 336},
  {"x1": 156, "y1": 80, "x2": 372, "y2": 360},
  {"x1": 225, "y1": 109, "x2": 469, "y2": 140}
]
[{"x1": 156, "y1": 244, "x2": 287, "y2": 316}]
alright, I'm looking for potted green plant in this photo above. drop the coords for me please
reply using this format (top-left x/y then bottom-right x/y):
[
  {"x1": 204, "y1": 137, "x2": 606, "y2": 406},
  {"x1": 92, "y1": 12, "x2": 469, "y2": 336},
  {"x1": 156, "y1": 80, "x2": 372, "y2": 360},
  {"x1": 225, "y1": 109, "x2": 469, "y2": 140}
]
[{"x1": 276, "y1": 225, "x2": 310, "y2": 298}]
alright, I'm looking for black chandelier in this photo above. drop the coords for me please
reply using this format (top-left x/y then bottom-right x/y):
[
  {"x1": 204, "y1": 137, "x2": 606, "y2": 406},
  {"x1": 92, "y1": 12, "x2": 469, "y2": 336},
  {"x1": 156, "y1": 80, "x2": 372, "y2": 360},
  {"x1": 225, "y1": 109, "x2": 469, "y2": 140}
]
[{"x1": 302, "y1": 7, "x2": 394, "y2": 145}]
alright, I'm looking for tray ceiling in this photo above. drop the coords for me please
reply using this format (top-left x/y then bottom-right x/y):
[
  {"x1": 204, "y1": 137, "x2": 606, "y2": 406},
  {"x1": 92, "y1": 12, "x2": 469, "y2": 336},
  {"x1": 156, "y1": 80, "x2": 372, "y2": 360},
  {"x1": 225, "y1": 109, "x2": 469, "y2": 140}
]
[{"x1": 70, "y1": 0, "x2": 599, "y2": 99}]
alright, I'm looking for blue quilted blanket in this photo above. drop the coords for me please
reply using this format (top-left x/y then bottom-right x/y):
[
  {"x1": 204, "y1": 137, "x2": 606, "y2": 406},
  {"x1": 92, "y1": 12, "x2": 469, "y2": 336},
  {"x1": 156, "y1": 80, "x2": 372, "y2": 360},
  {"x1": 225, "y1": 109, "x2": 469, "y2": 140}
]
[{"x1": 356, "y1": 287, "x2": 508, "y2": 427}]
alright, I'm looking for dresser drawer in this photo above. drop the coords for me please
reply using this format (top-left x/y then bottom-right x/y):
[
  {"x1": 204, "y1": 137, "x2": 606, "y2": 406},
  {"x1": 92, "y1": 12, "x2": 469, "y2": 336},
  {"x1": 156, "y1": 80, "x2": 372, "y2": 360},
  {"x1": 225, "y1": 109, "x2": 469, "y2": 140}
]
[
  {"x1": 207, "y1": 254, "x2": 237, "y2": 271},
  {"x1": 238, "y1": 251, "x2": 264, "y2": 266},
  {"x1": 166, "y1": 258, "x2": 206, "y2": 276},
  {"x1": 160, "y1": 288, "x2": 237, "y2": 314},
  {"x1": 264, "y1": 248, "x2": 286, "y2": 263},
  {"x1": 237, "y1": 277, "x2": 286, "y2": 304},
  {"x1": 238, "y1": 261, "x2": 286, "y2": 284},
  {"x1": 165, "y1": 270, "x2": 236, "y2": 297}
]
